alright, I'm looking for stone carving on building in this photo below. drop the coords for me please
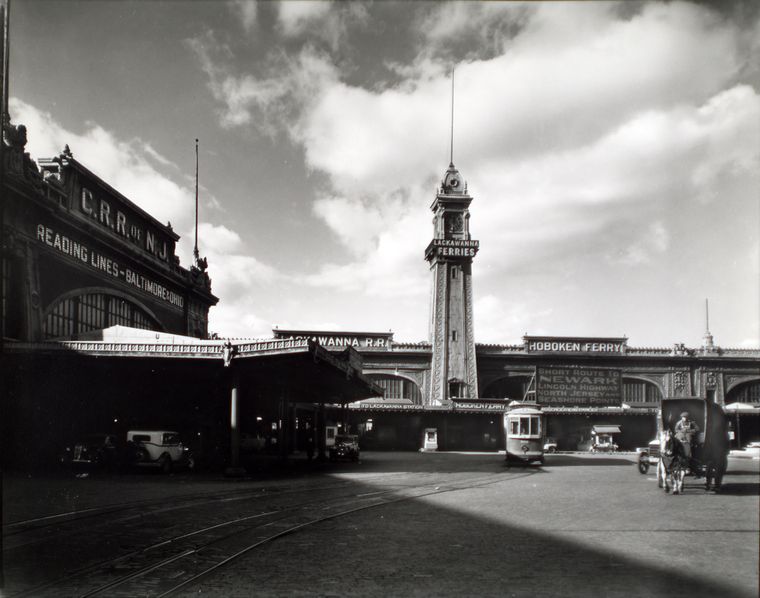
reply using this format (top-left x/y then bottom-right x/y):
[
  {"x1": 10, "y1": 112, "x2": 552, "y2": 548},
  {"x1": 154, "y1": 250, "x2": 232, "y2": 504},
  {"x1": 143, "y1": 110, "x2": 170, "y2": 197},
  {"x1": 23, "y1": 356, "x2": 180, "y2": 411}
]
[
  {"x1": 430, "y1": 265, "x2": 447, "y2": 404},
  {"x1": 672, "y1": 369, "x2": 689, "y2": 395},
  {"x1": 705, "y1": 371, "x2": 717, "y2": 390},
  {"x1": 464, "y1": 272, "x2": 479, "y2": 396}
]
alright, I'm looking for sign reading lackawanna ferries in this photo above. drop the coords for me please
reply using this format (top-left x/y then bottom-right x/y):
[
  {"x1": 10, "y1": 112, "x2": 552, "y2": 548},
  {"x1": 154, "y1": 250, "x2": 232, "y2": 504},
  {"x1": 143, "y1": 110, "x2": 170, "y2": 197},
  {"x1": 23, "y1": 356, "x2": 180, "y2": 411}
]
[{"x1": 537, "y1": 366, "x2": 622, "y2": 407}]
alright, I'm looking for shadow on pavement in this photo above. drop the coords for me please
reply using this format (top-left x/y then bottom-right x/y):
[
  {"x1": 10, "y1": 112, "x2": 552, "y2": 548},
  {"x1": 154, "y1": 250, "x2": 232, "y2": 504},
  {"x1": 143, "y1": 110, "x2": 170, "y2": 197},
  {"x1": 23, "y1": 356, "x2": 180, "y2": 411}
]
[
  {"x1": 715, "y1": 483, "x2": 760, "y2": 496},
  {"x1": 4, "y1": 453, "x2": 757, "y2": 598}
]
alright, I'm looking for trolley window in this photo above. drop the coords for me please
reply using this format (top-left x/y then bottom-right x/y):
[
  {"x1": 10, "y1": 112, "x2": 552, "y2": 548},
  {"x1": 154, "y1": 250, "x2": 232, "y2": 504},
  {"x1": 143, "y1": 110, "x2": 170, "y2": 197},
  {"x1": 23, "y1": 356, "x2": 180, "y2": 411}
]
[{"x1": 509, "y1": 415, "x2": 541, "y2": 437}]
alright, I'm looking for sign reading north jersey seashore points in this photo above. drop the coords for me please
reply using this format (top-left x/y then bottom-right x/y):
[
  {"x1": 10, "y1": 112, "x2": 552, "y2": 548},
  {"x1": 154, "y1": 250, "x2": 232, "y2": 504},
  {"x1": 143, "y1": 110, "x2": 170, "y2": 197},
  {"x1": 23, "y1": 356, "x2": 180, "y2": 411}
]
[{"x1": 537, "y1": 366, "x2": 622, "y2": 406}]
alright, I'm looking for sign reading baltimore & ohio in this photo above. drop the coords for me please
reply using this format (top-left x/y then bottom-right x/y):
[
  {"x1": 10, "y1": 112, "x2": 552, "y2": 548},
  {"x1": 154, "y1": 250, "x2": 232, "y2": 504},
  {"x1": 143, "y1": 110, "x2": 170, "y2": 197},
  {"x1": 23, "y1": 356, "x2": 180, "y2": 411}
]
[{"x1": 537, "y1": 366, "x2": 622, "y2": 407}]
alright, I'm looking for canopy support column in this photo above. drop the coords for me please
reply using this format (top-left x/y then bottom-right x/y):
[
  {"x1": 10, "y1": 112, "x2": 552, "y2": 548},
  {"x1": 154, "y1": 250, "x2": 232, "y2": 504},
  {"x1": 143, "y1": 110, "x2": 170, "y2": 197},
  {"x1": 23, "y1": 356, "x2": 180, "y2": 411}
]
[
  {"x1": 317, "y1": 403, "x2": 326, "y2": 461},
  {"x1": 225, "y1": 368, "x2": 246, "y2": 477}
]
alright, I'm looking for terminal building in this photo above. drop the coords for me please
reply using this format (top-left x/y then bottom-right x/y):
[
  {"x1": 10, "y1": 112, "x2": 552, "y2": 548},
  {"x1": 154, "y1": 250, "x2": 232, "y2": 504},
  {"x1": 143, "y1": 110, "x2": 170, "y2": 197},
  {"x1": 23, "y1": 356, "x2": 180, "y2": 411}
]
[
  {"x1": 2, "y1": 118, "x2": 759, "y2": 468},
  {"x1": 1, "y1": 122, "x2": 381, "y2": 469},
  {"x1": 272, "y1": 161, "x2": 760, "y2": 452}
]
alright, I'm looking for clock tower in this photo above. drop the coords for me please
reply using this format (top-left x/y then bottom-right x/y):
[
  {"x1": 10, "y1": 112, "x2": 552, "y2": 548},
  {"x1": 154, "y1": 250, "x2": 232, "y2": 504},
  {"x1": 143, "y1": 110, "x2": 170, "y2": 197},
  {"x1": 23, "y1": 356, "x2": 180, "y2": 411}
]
[{"x1": 425, "y1": 162, "x2": 479, "y2": 405}]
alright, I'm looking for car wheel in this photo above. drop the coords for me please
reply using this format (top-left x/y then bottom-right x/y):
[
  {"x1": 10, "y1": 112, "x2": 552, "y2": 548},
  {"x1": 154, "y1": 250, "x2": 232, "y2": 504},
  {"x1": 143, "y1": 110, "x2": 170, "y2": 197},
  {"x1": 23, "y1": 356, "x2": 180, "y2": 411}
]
[
  {"x1": 158, "y1": 454, "x2": 172, "y2": 474},
  {"x1": 638, "y1": 459, "x2": 649, "y2": 474},
  {"x1": 547, "y1": 446, "x2": 556, "y2": 454}
]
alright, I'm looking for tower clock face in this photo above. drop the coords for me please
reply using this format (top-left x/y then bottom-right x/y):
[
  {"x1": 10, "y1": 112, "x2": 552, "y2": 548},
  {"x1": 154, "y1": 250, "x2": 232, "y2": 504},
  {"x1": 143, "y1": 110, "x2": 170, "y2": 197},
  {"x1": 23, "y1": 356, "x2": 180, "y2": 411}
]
[{"x1": 446, "y1": 213, "x2": 464, "y2": 233}]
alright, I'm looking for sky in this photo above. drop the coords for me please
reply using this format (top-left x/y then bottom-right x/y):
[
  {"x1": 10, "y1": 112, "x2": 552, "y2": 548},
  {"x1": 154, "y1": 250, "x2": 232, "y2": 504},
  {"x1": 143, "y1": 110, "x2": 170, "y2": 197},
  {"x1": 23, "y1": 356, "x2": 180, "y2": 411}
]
[{"x1": 7, "y1": 0, "x2": 760, "y2": 348}]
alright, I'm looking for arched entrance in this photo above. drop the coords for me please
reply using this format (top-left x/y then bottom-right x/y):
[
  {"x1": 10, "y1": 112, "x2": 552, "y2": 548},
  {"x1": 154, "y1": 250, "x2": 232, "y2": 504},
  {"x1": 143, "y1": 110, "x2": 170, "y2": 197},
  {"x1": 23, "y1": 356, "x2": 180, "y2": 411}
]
[
  {"x1": 725, "y1": 379, "x2": 760, "y2": 448},
  {"x1": 367, "y1": 374, "x2": 422, "y2": 404},
  {"x1": 622, "y1": 378, "x2": 662, "y2": 405},
  {"x1": 43, "y1": 290, "x2": 162, "y2": 339}
]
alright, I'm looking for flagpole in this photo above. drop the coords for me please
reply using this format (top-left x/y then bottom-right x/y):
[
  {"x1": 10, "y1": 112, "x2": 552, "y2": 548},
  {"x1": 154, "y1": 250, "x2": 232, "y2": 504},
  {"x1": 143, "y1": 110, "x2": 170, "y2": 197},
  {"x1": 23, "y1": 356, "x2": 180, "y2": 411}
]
[
  {"x1": 194, "y1": 138, "x2": 199, "y2": 264},
  {"x1": 0, "y1": 0, "x2": 11, "y2": 352},
  {"x1": 450, "y1": 66, "x2": 454, "y2": 165}
]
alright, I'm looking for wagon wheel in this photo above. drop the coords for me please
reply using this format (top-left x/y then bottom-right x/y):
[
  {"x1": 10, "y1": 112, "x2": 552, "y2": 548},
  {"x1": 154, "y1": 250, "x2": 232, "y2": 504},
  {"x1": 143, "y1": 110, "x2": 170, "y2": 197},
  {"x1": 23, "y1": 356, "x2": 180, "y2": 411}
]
[{"x1": 707, "y1": 455, "x2": 728, "y2": 492}]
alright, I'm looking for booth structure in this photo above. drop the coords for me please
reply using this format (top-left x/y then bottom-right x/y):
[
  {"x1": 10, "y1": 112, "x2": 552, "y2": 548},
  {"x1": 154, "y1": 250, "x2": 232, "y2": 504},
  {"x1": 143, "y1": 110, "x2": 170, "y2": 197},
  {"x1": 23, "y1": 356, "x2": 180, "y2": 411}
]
[
  {"x1": 421, "y1": 428, "x2": 438, "y2": 452},
  {"x1": 590, "y1": 425, "x2": 621, "y2": 452}
]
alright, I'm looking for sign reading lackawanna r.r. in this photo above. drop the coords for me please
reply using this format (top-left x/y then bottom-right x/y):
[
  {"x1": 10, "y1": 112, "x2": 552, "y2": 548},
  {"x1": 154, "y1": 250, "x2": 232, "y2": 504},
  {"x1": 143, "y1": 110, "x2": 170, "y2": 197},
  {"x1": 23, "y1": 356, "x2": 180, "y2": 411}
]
[
  {"x1": 273, "y1": 329, "x2": 393, "y2": 349},
  {"x1": 537, "y1": 366, "x2": 622, "y2": 407}
]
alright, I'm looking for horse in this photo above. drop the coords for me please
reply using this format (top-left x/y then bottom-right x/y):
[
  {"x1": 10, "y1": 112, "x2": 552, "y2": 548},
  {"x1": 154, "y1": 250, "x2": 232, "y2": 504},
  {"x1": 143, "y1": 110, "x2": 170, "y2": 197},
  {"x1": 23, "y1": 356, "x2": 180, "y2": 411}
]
[{"x1": 658, "y1": 430, "x2": 688, "y2": 494}]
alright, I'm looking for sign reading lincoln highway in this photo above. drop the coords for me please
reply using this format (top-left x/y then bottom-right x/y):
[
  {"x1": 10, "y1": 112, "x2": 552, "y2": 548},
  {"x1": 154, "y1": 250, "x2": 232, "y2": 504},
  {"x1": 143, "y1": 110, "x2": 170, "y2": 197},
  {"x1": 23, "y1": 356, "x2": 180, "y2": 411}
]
[{"x1": 537, "y1": 366, "x2": 622, "y2": 407}]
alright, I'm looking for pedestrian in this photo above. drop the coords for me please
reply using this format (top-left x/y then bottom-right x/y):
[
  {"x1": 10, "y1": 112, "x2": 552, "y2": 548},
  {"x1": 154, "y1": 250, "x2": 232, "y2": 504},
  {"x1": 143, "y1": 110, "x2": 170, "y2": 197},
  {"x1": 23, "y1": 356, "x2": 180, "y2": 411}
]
[{"x1": 674, "y1": 411, "x2": 699, "y2": 467}]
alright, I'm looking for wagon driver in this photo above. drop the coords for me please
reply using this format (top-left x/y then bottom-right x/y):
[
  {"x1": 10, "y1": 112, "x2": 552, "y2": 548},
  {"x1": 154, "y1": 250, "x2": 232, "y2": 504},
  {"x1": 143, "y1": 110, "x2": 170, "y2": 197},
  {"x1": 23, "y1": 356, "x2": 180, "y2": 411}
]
[{"x1": 674, "y1": 411, "x2": 700, "y2": 463}]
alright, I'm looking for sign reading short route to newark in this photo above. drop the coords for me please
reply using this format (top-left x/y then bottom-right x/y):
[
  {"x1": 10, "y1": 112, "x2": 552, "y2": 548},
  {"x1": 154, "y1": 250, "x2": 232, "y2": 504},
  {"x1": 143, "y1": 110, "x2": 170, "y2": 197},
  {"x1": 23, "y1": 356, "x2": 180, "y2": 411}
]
[{"x1": 537, "y1": 366, "x2": 622, "y2": 406}]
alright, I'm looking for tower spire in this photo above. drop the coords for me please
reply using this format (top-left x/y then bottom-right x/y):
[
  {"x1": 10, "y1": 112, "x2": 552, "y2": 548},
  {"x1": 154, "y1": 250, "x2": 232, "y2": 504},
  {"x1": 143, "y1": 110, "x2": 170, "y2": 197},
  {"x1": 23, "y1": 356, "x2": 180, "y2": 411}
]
[
  {"x1": 703, "y1": 297, "x2": 715, "y2": 352},
  {"x1": 449, "y1": 66, "x2": 455, "y2": 165},
  {"x1": 194, "y1": 138, "x2": 199, "y2": 264}
]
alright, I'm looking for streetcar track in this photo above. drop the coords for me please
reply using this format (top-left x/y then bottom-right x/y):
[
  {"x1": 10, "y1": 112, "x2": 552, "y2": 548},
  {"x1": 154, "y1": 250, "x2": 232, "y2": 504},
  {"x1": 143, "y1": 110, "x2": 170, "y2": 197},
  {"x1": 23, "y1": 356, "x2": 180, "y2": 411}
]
[
  {"x1": 3, "y1": 471, "x2": 425, "y2": 534},
  {"x1": 4, "y1": 470, "x2": 535, "y2": 597},
  {"x1": 156, "y1": 472, "x2": 532, "y2": 597}
]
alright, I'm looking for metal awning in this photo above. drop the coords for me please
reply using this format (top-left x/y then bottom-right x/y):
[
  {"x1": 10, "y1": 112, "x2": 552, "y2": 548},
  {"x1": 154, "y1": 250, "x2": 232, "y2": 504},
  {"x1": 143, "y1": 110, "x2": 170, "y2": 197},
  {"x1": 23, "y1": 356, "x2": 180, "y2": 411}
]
[
  {"x1": 5, "y1": 336, "x2": 383, "y2": 405},
  {"x1": 592, "y1": 425, "x2": 621, "y2": 434}
]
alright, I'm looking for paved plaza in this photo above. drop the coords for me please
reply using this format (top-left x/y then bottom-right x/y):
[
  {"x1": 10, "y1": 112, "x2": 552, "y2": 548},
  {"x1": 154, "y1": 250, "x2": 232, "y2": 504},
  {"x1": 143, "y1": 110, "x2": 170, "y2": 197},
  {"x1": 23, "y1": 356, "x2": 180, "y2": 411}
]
[{"x1": 3, "y1": 452, "x2": 759, "y2": 597}]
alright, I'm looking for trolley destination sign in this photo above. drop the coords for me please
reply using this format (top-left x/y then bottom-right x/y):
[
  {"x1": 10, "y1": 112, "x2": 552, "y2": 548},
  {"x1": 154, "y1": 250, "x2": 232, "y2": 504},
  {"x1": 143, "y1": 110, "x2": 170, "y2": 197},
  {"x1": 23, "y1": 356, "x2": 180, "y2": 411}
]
[{"x1": 537, "y1": 366, "x2": 622, "y2": 406}]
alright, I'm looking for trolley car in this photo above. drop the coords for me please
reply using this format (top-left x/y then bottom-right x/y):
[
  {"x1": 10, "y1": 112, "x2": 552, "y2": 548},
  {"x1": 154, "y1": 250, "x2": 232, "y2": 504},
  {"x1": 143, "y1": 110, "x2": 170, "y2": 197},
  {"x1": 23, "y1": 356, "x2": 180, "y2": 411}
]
[{"x1": 504, "y1": 405, "x2": 545, "y2": 465}]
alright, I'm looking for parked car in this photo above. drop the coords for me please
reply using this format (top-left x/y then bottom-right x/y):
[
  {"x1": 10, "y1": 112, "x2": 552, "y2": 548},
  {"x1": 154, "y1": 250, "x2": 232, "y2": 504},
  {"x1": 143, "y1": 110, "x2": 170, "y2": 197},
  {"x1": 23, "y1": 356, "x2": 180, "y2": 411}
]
[
  {"x1": 59, "y1": 433, "x2": 126, "y2": 470},
  {"x1": 543, "y1": 437, "x2": 558, "y2": 453},
  {"x1": 329, "y1": 434, "x2": 360, "y2": 461},
  {"x1": 127, "y1": 430, "x2": 194, "y2": 473},
  {"x1": 730, "y1": 441, "x2": 760, "y2": 459},
  {"x1": 636, "y1": 440, "x2": 660, "y2": 474}
]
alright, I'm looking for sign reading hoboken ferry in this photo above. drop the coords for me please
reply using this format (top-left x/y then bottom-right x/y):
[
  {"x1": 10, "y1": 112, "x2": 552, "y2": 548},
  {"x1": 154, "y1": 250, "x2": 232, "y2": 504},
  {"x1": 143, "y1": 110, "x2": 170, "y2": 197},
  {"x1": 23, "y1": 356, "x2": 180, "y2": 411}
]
[{"x1": 524, "y1": 336, "x2": 627, "y2": 354}]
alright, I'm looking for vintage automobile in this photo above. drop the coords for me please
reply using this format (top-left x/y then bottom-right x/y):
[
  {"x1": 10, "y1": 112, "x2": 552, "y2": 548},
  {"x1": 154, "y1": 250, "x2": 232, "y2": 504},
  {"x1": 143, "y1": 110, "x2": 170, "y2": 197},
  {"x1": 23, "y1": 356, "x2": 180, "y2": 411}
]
[
  {"x1": 637, "y1": 444, "x2": 658, "y2": 474},
  {"x1": 543, "y1": 437, "x2": 558, "y2": 453},
  {"x1": 590, "y1": 425, "x2": 620, "y2": 452},
  {"x1": 329, "y1": 434, "x2": 360, "y2": 461},
  {"x1": 127, "y1": 430, "x2": 194, "y2": 473},
  {"x1": 59, "y1": 433, "x2": 126, "y2": 470}
]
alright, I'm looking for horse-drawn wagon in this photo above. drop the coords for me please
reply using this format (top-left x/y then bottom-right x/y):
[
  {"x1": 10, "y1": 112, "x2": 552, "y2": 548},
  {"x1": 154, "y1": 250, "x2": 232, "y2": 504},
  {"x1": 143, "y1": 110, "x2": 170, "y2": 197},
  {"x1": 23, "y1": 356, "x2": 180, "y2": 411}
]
[{"x1": 653, "y1": 397, "x2": 729, "y2": 493}]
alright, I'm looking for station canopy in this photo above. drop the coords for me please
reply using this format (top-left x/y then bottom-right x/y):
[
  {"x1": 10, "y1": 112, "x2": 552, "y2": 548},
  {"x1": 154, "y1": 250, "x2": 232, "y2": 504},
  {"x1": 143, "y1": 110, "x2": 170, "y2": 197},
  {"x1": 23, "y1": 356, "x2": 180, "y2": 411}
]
[{"x1": 6, "y1": 326, "x2": 383, "y2": 405}]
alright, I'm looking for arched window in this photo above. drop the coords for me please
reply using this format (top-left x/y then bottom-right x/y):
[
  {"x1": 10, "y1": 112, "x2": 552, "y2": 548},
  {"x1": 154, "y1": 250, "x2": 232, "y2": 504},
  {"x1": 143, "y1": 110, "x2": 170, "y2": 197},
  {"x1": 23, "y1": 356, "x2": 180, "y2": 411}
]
[
  {"x1": 368, "y1": 375, "x2": 422, "y2": 404},
  {"x1": 727, "y1": 380, "x2": 760, "y2": 404},
  {"x1": 44, "y1": 292, "x2": 160, "y2": 339},
  {"x1": 622, "y1": 379, "x2": 662, "y2": 404}
]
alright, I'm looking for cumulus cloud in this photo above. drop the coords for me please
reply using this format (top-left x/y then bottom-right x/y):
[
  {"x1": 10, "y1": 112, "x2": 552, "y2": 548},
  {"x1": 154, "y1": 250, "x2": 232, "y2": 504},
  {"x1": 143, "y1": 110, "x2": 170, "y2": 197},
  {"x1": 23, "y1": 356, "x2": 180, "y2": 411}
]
[
  {"x1": 185, "y1": 33, "x2": 339, "y2": 133},
  {"x1": 11, "y1": 98, "x2": 192, "y2": 229},
  {"x1": 190, "y1": 1, "x2": 758, "y2": 344},
  {"x1": 230, "y1": 0, "x2": 258, "y2": 33},
  {"x1": 276, "y1": 1, "x2": 369, "y2": 53}
]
